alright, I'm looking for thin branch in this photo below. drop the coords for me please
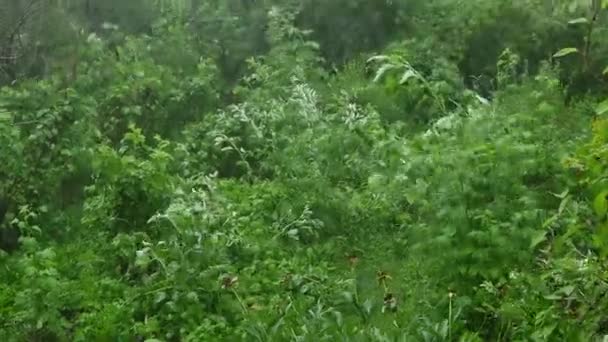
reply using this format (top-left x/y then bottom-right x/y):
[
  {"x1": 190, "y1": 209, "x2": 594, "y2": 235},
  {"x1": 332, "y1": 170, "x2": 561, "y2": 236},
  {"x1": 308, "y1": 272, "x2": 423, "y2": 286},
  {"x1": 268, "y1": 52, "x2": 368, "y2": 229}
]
[
  {"x1": 582, "y1": 0, "x2": 602, "y2": 71},
  {"x1": 4, "y1": 1, "x2": 37, "y2": 41}
]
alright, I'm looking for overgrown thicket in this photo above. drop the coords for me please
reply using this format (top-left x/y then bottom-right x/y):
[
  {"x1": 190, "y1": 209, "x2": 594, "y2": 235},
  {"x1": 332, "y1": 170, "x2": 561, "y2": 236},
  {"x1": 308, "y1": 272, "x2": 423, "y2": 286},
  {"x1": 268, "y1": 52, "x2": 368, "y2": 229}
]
[{"x1": 1, "y1": 0, "x2": 608, "y2": 341}]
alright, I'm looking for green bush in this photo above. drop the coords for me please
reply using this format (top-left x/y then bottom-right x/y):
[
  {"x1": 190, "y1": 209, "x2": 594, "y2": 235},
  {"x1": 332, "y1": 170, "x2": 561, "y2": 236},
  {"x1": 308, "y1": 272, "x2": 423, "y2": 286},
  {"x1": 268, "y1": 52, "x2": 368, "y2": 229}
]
[{"x1": 2, "y1": 1, "x2": 608, "y2": 340}]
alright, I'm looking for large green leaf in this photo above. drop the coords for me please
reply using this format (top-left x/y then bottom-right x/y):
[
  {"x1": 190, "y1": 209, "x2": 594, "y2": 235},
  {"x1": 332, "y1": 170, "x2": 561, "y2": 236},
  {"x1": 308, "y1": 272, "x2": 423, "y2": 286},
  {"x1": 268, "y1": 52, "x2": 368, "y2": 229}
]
[
  {"x1": 372, "y1": 63, "x2": 397, "y2": 83},
  {"x1": 399, "y1": 69, "x2": 418, "y2": 84},
  {"x1": 530, "y1": 230, "x2": 547, "y2": 249},
  {"x1": 593, "y1": 190, "x2": 608, "y2": 218},
  {"x1": 597, "y1": 100, "x2": 608, "y2": 115},
  {"x1": 568, "y1": 17, "x2": 589, "y2": 25},
  {"x1": 553, "y1": 47, "x2": 579, "y2": 58}
]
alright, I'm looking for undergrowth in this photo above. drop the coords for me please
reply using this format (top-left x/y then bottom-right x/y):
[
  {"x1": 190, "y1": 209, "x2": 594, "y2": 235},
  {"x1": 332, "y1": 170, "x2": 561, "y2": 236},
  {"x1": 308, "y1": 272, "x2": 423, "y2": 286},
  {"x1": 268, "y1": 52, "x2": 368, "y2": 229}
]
[{"x1": 1, "y1": 1, "x2": 608, "y2": 341}]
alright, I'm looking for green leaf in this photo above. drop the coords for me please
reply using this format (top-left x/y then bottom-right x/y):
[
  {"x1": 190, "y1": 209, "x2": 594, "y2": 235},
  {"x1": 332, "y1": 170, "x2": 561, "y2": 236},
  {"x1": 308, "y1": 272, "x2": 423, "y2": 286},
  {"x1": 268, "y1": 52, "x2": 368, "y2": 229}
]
[
  {"x1": 550, "y1": 190, "x2": 569, "y2": 199},
  {"x1": 530, "y1": 231, "x2": 547, "y2": 249},
  {"x1": 603, "y1": 66, "x2": 608, "y2": 75},
  {"x1": 543, "y1": 293, "x2": 561, "y2": 300},
  {"x1": 373, "y1": 63, "x2": 397, "y2": 83},
  {"x1": 558, "y1": 196, "x2": 569, "y2": 215},
  {"x1": 553, "y1": 48, "x2": 579, "y2": 58},
  {"x1": 559, "y1": 285, "x2": 575, "y2": 296},
  {"x1": 366, "y1": 55, "x2": 390, "y2": 64},
  {"x1": 399, "y1": 69, "x2": 418, "y2": 84},
  {"x1": 597, "y1": 99, "x2": 608, "y2": 115},
  {"x1": 593, "y1": 191, "x2": 608, "y2": 218},
  {"x1": 568, "y1": 17, "x2": 589, "y2": 25},
  {"x1": 0, "y1": 110, "x2": 10, "y2": 121}
]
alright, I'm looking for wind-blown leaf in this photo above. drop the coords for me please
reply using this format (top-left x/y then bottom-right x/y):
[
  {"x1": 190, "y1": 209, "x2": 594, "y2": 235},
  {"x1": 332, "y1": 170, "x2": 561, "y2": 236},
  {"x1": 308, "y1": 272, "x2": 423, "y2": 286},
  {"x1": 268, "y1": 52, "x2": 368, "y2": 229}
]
[
  {"x1": 597, "y1": 100, "x2": 608, "y2": 115},
  {"x1": 553, "y1": 47, "x2": 579, "y2": 58},
  {"x1": 373, "y1": 63, "x2": 396, "y2": 83},
  {"x1": 530, "y1": 230, "x2": 547, "y2": 249},
  {"x1": 568, "y1": 17, "x2": 589, "y2": 25},
  {"x1": 399, "y1": 69, "x2": 418, "y2": 84},
  {"x1": 366, "y1": 55, "x2": 390, "y2": 64},
  {"x1": 476, "y1": 94, "x2": 490, "y2": 105}
]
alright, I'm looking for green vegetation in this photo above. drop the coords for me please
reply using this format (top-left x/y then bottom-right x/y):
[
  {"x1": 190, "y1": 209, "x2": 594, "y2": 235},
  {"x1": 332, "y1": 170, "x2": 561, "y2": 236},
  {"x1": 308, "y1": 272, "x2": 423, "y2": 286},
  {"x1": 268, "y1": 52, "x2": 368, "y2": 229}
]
[{"x1": 1, "y1": 0, "x2": 608, "y2": 340}]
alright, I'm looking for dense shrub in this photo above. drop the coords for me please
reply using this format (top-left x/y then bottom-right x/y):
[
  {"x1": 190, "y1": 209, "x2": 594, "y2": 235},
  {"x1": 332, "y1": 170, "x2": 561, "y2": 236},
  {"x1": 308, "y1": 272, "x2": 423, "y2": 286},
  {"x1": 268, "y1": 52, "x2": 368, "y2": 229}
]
[{"x1": 1, "y1": 0, "x2": 607, "y2": 340}]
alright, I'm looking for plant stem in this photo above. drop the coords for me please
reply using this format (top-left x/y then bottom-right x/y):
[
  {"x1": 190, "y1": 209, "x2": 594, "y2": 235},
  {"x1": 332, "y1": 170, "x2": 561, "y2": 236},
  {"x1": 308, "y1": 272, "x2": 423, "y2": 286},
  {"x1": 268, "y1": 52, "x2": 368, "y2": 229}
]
[
  {"x1": 232, "y1": 288, "x2": 249, "y2": 314},
  {"x1": 583, "y1": 0, "x2": 601, "y2": 72},
  {"x1": 448, "y1": 292, "x2": 453, "y2": 341}
]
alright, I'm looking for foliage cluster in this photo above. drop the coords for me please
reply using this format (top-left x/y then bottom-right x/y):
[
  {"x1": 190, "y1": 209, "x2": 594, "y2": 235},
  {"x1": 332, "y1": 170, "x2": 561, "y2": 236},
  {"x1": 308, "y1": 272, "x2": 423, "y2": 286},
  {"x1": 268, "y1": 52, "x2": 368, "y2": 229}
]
[{"x1": 1, "y1": 0, "x2": 608, "y2": 341}]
